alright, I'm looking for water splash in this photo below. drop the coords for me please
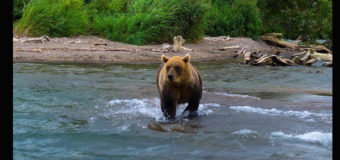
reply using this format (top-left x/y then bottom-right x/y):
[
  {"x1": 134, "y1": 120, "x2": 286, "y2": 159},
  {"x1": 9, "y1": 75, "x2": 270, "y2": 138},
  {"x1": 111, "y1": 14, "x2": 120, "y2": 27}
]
[
  {"x1": 271, "y1": 131, "x2": 332, "y2": 147},
  {"x1": 232, "y1": 129, "x2": 257, "y2": 135},
  {"x1": 230, "y1": 106, "x2": 332, "y2": 123},
  {"x1": 91, "y1": 98, "x2": 220, "y2": 122},
  {"x1": 204, "y1": 91, "x2": 261, "y2": 99}
]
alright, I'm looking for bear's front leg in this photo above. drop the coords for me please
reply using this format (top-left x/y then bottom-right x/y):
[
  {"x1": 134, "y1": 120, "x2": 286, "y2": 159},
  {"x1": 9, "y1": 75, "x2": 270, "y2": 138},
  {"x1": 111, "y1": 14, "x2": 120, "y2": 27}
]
[
  {"x1": 182, "y1": 101, "x2": 199, "y2": 118},
  {"x1": 160, "y1": 96, "x2": 177, "y2": 120},
  {"x1": 182, "y1": 87, "x2": 201, "y2": 118}
]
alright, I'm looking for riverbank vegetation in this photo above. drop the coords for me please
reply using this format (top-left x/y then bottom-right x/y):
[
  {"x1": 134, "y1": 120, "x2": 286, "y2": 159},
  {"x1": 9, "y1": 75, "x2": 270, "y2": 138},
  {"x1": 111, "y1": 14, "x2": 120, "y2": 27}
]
[{"x1": 13, "y1": 0, "x2": 332, "y2": 47}]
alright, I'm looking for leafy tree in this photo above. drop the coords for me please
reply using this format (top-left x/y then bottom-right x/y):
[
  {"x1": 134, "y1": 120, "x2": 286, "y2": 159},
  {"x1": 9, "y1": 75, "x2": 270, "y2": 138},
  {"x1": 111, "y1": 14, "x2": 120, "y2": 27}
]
[{"x1": 258, "y1": 0, "x2": 332, "y2": 41}]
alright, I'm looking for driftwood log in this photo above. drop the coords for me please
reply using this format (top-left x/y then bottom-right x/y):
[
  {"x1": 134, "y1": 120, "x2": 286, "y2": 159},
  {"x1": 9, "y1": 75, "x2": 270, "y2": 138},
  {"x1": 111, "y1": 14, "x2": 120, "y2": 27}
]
[
  {"x1": 254, "y1": 33, "x2": 332, "y2": 67},
  {"x1": 235, "y1": 49, "x2": 332, "y2": 67},
  {"x1": 259, "y1": 33, "x2": 332, "y2": 54},
  {"x1": 161, "y1": 35, "x2": 193, "y2": 52},
  {"x1": 173, "y1": 35, "x2": 185, "y2": 52},
  {"x1": 310, "y1": 52, "x2": 332, "y2": 61},
  {"x1": 215, "y1": 45, "x2": 240, "y2": 51},
  {"x1": 259, "y1": 34, "x2": 298, "y2": 49},
  {"x1": 299, "y1": 45, "x2": 331, "y2": 53},
  {"x1": 161, "y1": 43, "x2": 172, "y2": 52},
  {"x1": 20, "y1": 36, "x2": 50, "y2": 43}
]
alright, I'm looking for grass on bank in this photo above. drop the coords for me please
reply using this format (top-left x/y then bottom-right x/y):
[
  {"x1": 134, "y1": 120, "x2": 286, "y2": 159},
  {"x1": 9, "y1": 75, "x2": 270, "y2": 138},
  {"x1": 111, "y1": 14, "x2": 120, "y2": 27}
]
[
  {"x1": 204, "y1": 0, "x2": 263, "y2": 39},
  {"x1": 89, "y1": 0, "x2": 208, "y2": 45},
  {"x1": 14, "y1": 0, "x2": 332, "y2": 46},
  {"x1": 15, "y1": 0, "x2": 89, "y2": 37}
]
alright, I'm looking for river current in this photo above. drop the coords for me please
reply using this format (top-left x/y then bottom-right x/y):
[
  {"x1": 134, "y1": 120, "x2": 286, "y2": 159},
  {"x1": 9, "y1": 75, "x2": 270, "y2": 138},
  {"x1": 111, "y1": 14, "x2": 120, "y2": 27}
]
[{"x1": 13, "y1": 60, "x2": 332, "y2": 160}]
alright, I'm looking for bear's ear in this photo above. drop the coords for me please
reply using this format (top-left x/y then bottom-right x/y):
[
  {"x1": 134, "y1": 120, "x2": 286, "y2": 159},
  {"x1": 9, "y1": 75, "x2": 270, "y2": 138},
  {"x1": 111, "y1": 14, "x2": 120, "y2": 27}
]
[
  {"x1": 183, "y1": 54, "x2": 190, "y2": 62},
  {"x1": 161, "y1": 55, "x2": 168, "y2": 63}
]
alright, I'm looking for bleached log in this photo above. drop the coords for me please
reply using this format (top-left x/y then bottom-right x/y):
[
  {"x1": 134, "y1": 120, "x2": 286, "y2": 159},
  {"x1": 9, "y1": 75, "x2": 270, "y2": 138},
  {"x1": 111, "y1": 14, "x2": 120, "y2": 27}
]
[
  {"x1": 21, "y1": 36, "x2": 50, "y2": 43},
  {"x1": 259, "y1": 35, "x2": 298, "y2": 49},
  {"x1": 304, "y1": 58, "x2": 318, "y2": 66},
  {"x1": 275, "y1": 56, "x2": 297, "y2": 66},
  {"x1": 263, "y1": 33, "x2": 283, "y2": 38},
  {"x1": 290, "y1": 51, "x2": 307, "y2": 59},
  {"x1": 173, "y1": 35, "x2": 185, "y2": 52},
  {"x1": 216, "y1": 45, "x2": 240, "y2": 51},
  {"x1": 300, "y1": 50, "x2": 312, "y2": 61},
  {"x1": 243, "y1": 51, "x2": 252, "y2": 64},
  {"x1": 233, "y1": 47, "x2": 247, "y2": 58},
  {"x1": 300, "y1": 45, "x2": 332, "y2": 53},
  {"x1": 311, "y1": 52, "x2": 332, "y2": 62},
  {"x1": 180, "y1": 46, "x2": 193, "y2": 52}
]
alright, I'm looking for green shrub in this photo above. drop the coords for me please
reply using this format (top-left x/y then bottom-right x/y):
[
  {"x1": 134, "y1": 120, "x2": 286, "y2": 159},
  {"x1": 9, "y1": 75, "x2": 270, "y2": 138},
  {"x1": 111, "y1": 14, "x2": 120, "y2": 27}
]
[
  {"x1": 89, "y1": 0, "x2": 207, "y2": 45},
  {"x1": 15, "y1": 0, "x2": 89, "y2": 37},
  {"x1": 258, "y1": 0, "x2": 332, "y2": 41},
  {"x1": 204, "y1": 0, "x2": 263, "y2": 39},
  {"x1": 86, "y1": 0, "x2": 131, "y2": 17},
  {"x1": 13, "y1": 0, "x2": 30, "y2": 21}
]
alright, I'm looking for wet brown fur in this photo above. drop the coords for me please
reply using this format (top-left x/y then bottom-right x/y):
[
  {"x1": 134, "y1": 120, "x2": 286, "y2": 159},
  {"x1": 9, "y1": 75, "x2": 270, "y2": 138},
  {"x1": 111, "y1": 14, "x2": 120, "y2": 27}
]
[{"x1": 156, "y1": 54, "x2": 203, "y2": 119}]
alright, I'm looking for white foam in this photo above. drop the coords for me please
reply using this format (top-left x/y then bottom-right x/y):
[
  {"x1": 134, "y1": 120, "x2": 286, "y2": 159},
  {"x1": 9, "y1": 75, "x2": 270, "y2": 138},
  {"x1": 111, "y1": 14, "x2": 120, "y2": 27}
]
[
  {"x1": 271, "y1": 131, "x2": 332, "y2": 147},
  {"x1": 171, "y1": 102, "x2": 218, "y2": 116},
  {"x1": 94, "y1": 98, "x2": 218, "y2": 121},
  {"x1": 232, "y1": 129, "x2": 257, "y2": 135},
  {"x1": 105, "y1": 98, "x2": 164, "y2": 120},
  {"x1": 200, "y1": 103, "x2": 222, "y2": 108},
  {"x1": 204, "y1": 91, "x2": 260, "y2": 100},
  {"x1": 230, "y1": 106, "x2": 332, "y2": 123}
]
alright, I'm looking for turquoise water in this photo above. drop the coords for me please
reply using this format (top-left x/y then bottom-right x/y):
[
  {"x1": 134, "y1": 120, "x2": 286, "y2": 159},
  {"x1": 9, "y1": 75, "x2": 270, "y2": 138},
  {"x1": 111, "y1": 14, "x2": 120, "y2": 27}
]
[{"x1": 13, "y1": 60, "x2": 332, "y2": 160}]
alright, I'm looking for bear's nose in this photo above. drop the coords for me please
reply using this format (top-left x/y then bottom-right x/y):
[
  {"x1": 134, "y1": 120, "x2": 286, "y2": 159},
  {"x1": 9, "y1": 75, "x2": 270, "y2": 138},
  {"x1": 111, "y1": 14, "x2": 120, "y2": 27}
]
[{"x1": 168, "y1": 75, "x2": 173, "y2": 81}]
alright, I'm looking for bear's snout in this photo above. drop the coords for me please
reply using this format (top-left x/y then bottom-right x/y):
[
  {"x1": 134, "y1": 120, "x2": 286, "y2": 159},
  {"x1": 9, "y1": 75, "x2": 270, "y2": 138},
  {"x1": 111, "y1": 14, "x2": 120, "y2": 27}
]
[{"x1": 167, "y1": 74, "x2": 174, "y2": 81}]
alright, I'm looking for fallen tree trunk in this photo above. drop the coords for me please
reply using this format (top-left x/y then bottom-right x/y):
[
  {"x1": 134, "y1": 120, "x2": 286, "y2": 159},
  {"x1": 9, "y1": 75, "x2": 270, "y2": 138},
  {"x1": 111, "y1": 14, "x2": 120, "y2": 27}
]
[
  {"x1": 251, "y1": 55, "x2": 273, "y2": 66},
  {"x1": 259, "y1": 35, "x2": 298, "y2": 49},
  {"x1": 180, "y1": 46, "x2": 193, "y2": 52},
  {"x1": 311, "y1": 52, "x2": 332, "y2": 61},
  {"x1": 259, "y1": 33, "x2": 332, "y2": 54},
  {"x1": 252, "y1": 55, "x2": 297, "y2": 66},
  {"x1": 173, "y1": 35, "x2": 185, "y2": 52},
  {"x1": 262, "y1": 33, "x2": 283, "y2": 38},
  {"x1": 290, "y1": 51, "x2": 307, "y2": 59},
  {"x1": 275, "y1": 56, "x2": 297, "y2": 66},
  {"x1": 300, "y1": 50, "x2": 312, "y2": 61},
  {"x1": 304, "y1": 58, "x2": 318, "y2": 66},
  {"x1": 233, "y1": 47, "x2": 247, "y2": 58},
  {"x1": 243, "y1": 51, "x2": 252, "y2": 64},
  {"x1": 216, "y1": 45, "x2": 240, "y2": 51},
  {"x1": 20, "y1": 36, "x2": 50, "y2": 43},
  {"x1": 299, "y1": 45, "x2": 332, "y2": 54}
]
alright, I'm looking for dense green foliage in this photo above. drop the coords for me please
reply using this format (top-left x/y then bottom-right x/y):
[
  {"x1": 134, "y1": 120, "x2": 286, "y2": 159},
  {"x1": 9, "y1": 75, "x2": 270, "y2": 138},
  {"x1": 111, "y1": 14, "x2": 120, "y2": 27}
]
[
  {"x1": 89, "y1": 0, "x2": 207, "y2": 45},
  {"x1": 15, "y1": 0, "x2": 89, "y2": 37},
  {"x1": 258, "y1": 0, "x2": 332, "y2": 41},
  {"x1": 204, "y1": 0, "x2": 263, "y2": 39},
  {"x1": 14, "y1": 0, "x2": 332, "y2": 45},
  {"x1": 13, "y1": 0, "x2": 30, "y2": 21}
]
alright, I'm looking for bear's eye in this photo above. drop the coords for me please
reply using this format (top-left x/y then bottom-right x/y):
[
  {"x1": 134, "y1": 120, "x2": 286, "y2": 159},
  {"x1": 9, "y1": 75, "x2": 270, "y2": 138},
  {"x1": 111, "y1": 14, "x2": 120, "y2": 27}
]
[
  {"x1": 166, "y1": 66, "x2": 170, "y2": 71},
  {"x1": 174, "y1": 66, "x2": 181, "y2": 72}
]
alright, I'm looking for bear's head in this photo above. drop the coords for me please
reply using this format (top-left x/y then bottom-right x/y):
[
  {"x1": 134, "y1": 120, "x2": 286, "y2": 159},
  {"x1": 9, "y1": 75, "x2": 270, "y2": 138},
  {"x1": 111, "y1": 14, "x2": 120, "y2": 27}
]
[{"x1": 161, "y1": 54, "x2": 191, "y2": 84}]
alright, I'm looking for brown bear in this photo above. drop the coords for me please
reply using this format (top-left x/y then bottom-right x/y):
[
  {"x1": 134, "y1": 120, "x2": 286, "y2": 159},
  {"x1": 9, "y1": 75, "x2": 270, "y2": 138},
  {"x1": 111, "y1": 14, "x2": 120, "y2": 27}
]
[{"x1": 156, "y1": 54, "x2": 203, "y2": 120}]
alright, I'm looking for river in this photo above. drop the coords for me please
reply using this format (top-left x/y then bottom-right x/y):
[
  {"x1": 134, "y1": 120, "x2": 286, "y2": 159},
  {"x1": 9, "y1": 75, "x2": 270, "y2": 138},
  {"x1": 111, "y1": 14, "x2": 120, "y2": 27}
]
[{"x1": 13, "y1": 60, "x2": 332, "y2": 160}]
